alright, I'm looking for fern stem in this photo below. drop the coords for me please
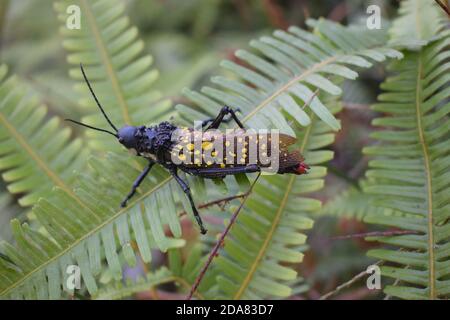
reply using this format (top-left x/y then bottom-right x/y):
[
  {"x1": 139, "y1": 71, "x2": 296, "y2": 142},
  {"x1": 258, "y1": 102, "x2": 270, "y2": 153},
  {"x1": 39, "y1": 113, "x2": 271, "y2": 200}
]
[
  {"x1": 80, "y1": 0, "x2": 132, "y2": 125},
  {"x1": 234, "y1": 175, "x2": 296, "y2": 299},
  {"x1": 0, "y1": 175, "x2": 173, "y2": 297},
  {"x1": 415, "y1": 55, "x2": 436, "y2": 299},
  {"x1": 179, "y1": 193, "x2": 247, "y2": 218},
  {"x1": 0, "y1": 113, "x2": 71, "y2": 195},
  {"x1": 319, "y1": 260, "x2": 383, "y2": 300},
  {"x1": 331, "y1": 230, "x2": 420, "y2": 241},
  {"x1": 240, "y1": 57, "x2": 336, "y2": 125},
  {"x1": 186, "y1": 173, "x2": 261, "y2": 300}
]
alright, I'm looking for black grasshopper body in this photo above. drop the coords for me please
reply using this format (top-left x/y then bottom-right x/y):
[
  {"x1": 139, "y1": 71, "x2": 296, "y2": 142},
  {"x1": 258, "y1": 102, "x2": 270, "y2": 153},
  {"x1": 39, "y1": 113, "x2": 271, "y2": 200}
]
[{"x1": 67, "y1": 65, "x2": 309, "y2": 234}]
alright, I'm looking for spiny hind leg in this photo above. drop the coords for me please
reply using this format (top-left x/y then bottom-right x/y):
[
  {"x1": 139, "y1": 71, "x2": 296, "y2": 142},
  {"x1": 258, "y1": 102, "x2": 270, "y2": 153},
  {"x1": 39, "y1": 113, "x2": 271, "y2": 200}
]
[
  {"x1": 202, "y1": 106, "x2": 245, "y2": 130},
  {"x1": 169, "y1": 167, "x2": 207, "y2": 234}
]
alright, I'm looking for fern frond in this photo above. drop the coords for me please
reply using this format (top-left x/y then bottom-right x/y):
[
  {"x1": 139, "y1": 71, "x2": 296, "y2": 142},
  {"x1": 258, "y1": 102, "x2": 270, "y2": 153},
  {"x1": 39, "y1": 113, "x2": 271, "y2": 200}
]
[
  {"x1": 318, "y1": 181, "x2": 394, "y2": 221},
  {"x1": 176, "y1": 18, "x2": 401, "y2": 135},
  {"x1": 171, "y1": 19, "x2": 401, "y2": 299},
  {"x1": 209, "y1": 93, "x2": 340, "y2": 299},
  {"x1": 389, "y1": 0, "x2": 446, "y2": 49},
  {"x1": 0, "y1": 152, "x2": 186, "y2": 299},
  {"x1": 55, "y1": 0, "x2": 172, "y2": 151},
  {"x1": 167, "y1": 245, "x2": 218, "y2": 299},
  {"x1": 0, "y1": 65, "x2": 88, "y2": 206},
  {"x1": 93, "y1": 267, "x2": 174, "y2": 300},
  {"x1": 0, "y1": 189, "x2": 21, "y2": 242},
  {"x1": 363, "y1": 34, "x2": 450, "y2": 299}
]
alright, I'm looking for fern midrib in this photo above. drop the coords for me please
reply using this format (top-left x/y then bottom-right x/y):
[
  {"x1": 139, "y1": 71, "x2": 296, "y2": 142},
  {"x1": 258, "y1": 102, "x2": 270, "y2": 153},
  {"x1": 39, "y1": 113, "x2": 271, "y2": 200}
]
[
  {"x1": 241, "y1": 57, "x2": 336, "y2": 124},
  {"x1": 414, "y1": 0, "x2": 423, "y2": 40},
  {"x1": 80, "y1": 0, "x2": 132, "y2": 125},
  {"x1": 415, "y1": 54, "x2": 436, "y2": 299},
  {"x1": 0, "y1": 112, "x2": 71, "y2": 195},
  {"x1": 0, "y1": 175, "x2": 173, "y2": 297},
  {"x1": 233, "y1": 118, "x2": 313, "y2": 299}
]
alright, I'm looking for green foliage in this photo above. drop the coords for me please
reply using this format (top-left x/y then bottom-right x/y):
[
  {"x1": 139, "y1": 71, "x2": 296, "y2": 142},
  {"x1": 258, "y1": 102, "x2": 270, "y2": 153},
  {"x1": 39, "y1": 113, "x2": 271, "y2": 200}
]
[
  {"x1": 0, "y1": 10, "x2": 401, "y2": 299},
  {"x1": 55, "y1": 0, "x2": 172, "y2": 151},
  {"x1": 318, "y1": 181, "x2": 394, "y2": 221},
  {"x1": 168, "y1": 244, "x2": 218, "y2": 298},
  {"x1": 174, "y1": 19, "x2": 401, "y2": 299},
  {"x1": 0, "y1": 0, "x2": 448, "y2": 301},
  {"x1": 213, "y1": 96, "x2": 338, "y2": 299},
  {"x1": 363, "y1": 33, "x2": 450, "y2": 299},
  {"x1": 0, "y1": 188, "x2": 20, "y2": 242},
  {"x1": 389, "y1": 0, "x2": 445, "y2": 49},
  {"x1": 177, "y1": 18, "x2": 401, "y2": 135},
  {"x1": 0, "y1": 65, "x2": 88, "y2": 206},
  {"x1": 93, "y1": 267, "x2": 174, "y2": 300},
  {"x1": 0, "y1": 150, "x2": 187, "y2": 298}
]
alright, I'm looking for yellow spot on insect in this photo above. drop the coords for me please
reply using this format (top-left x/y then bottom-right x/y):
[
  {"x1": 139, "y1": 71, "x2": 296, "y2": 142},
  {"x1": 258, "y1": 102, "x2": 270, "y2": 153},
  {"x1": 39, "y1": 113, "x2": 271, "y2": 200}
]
[
  {"x1": 242, "y1": 153, "x2": 247, "y2": 159},
  {"x1": 240, "y1": 158, "x2": 246, "y2": 163},
  {"x1": 261, "y1": 144, "x2": 266, "y2": 150},
  {"x1": 178, "y1": 154, "x2": 186, "y2": 161},
  {"x1": 220, "y1": 163, "x2": 226, "y2": 168},
  {"x1": 229, "y1": 151, "x2": 236, "y2": 157},
  {"x1": 225, "y1": 141, "x2": 231, "y2": 147},
  {"x1": 194, "y1": 158, "x2": 201, "y2": 164},
  {"x1": 194, "y1": 150, "x2": 200, "y2": 155},
  {"x1": 202, "y1": 141, "x2": 213, "y2": 150},
  {"x1": 211, "y1": 151, "x2": 218, "y2": 157},
  {"x1": 242, "y1": 148, "x2": 247, "y2": 153},
  {"x1": 206, "y1": 161, "x2": 212, "y2": 166},
  {"x1": 187, "y1": 143, "x2": 195, "y2": 151}
]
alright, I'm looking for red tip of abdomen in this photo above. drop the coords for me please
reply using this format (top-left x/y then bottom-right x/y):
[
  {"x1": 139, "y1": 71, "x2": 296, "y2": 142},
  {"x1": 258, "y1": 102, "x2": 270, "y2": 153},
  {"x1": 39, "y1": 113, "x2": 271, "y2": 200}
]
[{"x1": 295, "y1": 162, "x2": 310, "y2": 175}]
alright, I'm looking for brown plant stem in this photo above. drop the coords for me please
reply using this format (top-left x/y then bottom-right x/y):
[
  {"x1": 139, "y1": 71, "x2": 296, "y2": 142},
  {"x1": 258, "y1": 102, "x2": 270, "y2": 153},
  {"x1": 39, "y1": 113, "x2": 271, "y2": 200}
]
[
  {"x1": 319, "y1": 261, "x2": 383, "y2": 300},
  {"x1": 179, "y1": 193, "x2": 247, "y2": 218},
  {"x1": 434, "y1": 0, "x2": 450, "y2": 17},
  {"x1": 186, "y1": 173, "x2": 261, "y2": 300},
  {"x1": 331, "y1": 230, "x2": 420, "y2": 241}
]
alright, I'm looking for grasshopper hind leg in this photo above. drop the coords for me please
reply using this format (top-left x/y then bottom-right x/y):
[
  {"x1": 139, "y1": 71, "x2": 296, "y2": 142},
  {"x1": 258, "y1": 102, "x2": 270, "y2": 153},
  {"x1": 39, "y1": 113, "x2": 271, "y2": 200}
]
[
  {"x1": 169, "y1": 167, "x2": 207, "y2": 234},
  {"x1": 202, "y1": 106, "x2": 244, "y2": 130}
]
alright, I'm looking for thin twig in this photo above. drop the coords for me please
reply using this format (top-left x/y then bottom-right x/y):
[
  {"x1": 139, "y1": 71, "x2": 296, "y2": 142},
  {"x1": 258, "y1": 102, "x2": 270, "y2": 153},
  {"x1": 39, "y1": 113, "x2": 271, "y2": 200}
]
[
  {"x1": 178, "y1": 193, "x2": 247, "y2": 218},
  {"x1": 434, "y1": 0, "x2": 450, "y2": 18},
  {"x1": 331, "y1": 230, "x2": 420, "y2": 241},
  {"x1": 319, "y1": 261, "x2": 383, "y2": 300},
  {"x1": 186, "y1": 173, "x2": 262, "y2": 300}
]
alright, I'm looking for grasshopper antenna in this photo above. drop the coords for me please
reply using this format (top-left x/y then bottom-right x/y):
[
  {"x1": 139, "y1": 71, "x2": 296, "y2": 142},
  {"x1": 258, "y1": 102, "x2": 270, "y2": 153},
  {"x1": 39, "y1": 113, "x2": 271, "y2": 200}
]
[
  {"x1": 64, "y1": 119, "x2": 118, "y2": 138},
  {"x1": 79, "y1": 63, "x2": 118, "y2": 132}
]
